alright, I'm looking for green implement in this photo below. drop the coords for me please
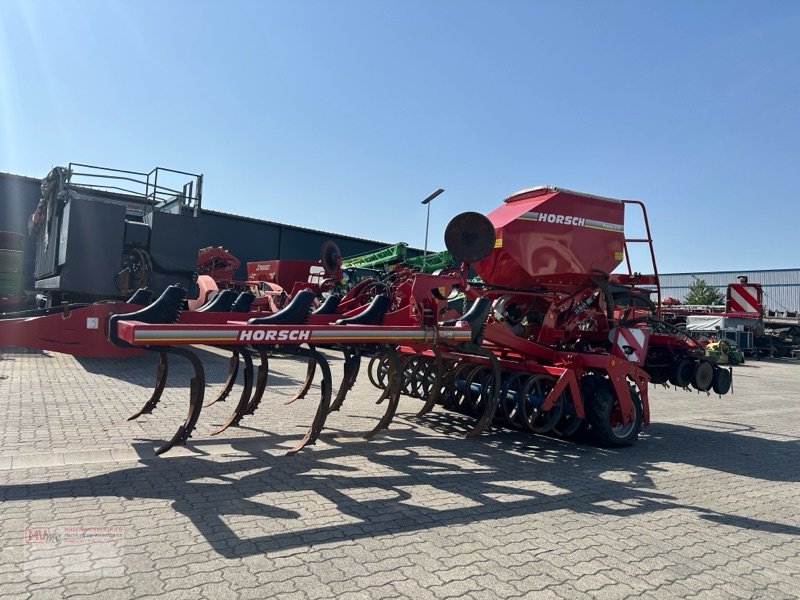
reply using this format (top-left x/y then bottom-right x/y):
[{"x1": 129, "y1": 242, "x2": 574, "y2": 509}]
[
  {"x1": 405, "y1": 250, "x2": 455, "y2": 273},
  {"x1": 342, "y1": 243, "x2": 408, "y2": 270}
]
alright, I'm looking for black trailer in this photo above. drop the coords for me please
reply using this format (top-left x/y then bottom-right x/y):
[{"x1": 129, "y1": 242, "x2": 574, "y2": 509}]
[{"x1": 30, "y1": 163, "x2": 202, "y2": 307}]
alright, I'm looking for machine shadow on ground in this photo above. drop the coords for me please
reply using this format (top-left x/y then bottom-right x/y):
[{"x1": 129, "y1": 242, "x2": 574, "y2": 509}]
[{"x1": 1, "y1": 409, "x2": 798, "y2": 559}]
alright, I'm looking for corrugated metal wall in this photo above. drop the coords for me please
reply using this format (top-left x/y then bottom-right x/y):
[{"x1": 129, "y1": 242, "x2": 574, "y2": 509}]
[
  {"x1": 660, "y1": 269, "x2": 800, "y2": 312},
  {"x1": 199, "y1": 209, "x2": 411, "y2": 280},
  {"x1": 0, "y1": 174, "x2": 41, "y2": 288}
]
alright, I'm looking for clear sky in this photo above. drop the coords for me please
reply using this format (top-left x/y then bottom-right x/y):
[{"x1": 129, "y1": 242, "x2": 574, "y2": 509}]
[{"x1": 1, "y1": 0, "x2": 798, "y2": 273}]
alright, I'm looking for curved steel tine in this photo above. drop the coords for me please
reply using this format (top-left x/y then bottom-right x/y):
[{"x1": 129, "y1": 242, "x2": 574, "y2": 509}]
[
  {"x1": 329, "y1": 349, "x2": 360, "y2": 413},
  {"x1": 284, "y1": 354, "x2": 316, "y2": 405},
  {"x1": 243, "y1": 350, "x2": 269, "y2": 416},
  {"x1": 349, "y1": 349, "x2": 362, "y2": 384},
  {"x1": 155, "y1": 346, "x2": 206, "y2": 455},
  {"x1": 417, "y1": 347, "x2": 444, "y2": 417},
  {"x1": 129, "y1": 351, "x2": 169, "y2": 420},
  {"x1": 374, "y1": 386, "x2": 391, "y2": 405},
  {"x1": 365, "y1": 345, "x2": 401, "y2": 439},
  {"x1": 210, "y1": 351, "x2": 254, "y2": 435},
  {"x1": 465, "y1": 349, "x2": 501, "y2": 438},
  {"x1": 286, "y1": 347, "x2": 331, "y2": 455},
  {"x1": 203, "y1": 350, "x2": 240, "y2": 408}
]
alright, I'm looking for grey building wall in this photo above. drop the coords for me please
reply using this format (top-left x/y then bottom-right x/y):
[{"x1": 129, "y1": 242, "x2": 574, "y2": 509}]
[{"x1": 660, "y1": 269, "x2": 800, "y2": 313}]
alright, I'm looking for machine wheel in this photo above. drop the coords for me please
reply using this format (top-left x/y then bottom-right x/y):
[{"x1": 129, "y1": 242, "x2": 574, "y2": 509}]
[
  {"x1": 519, "y1": 374, "x2": 564, "y2": 434},
  {"x1": 498, "y1": 371, "x2": 526, "y2": 426},
  {"x1": 691, "y1": 360, "x2": 714, "y2": 392},
  {"x1": 669, "y1": 358, "x2": 694, "y2": 388},
  {"x1": 712, "y1": 367, "x2": 732, "y2": 395},
  {"x1": 367, "y1": 353, "x2": 391, "y2": 390},
  {"x1": 447, "y1": 363, "x2": 478, "y2": 411},
  {"x1": 412, "y1": 358, "x2": 436, "y2": 399},
  {"x1": 584, "y1": 377, "x2": 643, "y2": 447},
  {"x1": 648, "y1": 368, "x2": 669, "y2": 385},
  {"x1": 400, "y1": 356, "x2": 420, "y2": 397},
  {"x1": 465, "y1": 366, "x2": 495, "y2": 418},
  {"x1": 552, "y1": 410, "x2": 585, "y2": 438}
]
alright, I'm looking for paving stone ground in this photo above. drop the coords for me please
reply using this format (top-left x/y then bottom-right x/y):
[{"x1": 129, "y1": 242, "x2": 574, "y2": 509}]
[{"x1": 0, "y1": 346, "x2": 798, "y2": 599}]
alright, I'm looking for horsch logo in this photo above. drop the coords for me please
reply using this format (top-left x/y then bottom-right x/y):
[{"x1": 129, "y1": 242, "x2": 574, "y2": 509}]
[
  {"x1": 238, "y1": 329, "x2": 311, "y2": 342},
  {"x1": 535, "y1": 212, "x2": 586, "y2": 226}
]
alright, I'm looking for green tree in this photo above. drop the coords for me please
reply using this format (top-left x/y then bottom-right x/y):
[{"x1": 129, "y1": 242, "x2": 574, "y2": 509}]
[{"x1": 684, "y1": 278, "x2": 725, "y2": 305}]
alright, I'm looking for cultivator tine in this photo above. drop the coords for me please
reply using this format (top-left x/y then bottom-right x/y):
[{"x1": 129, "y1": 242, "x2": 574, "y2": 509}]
[
  {"x1": 286, "y1": 347, "x2": 331, "y2": 455},
  {"x1": 465, "y1": 350, "x2": 501, "y2": 438},
  {"x1": 203, "y1": 350, "x2": 240, "y2": 408},
  {"x1": 417, "y1": 348, "x2": 444, "y2": 417},
  {"x1": 329, "y1": 349, "x2": 361, "y2": 413},
  {"x1": 285, "y1": 355, "x2": 316, "y2": 405},
  {"x1": 128, "y1": 351, "x2": 168, "y2": 421},
  {"x1": 154, "y1": 347, "x2": 206, "y2": 456},
  {"x1": 210, "y1": 351, "x2": 254, "y2": 435},
  {"x1": 365, "y1": 345, "x2": 401, "y2": 439},
  {"x1": 243, "y1": 350, "x2": 270, "y2": 416}
]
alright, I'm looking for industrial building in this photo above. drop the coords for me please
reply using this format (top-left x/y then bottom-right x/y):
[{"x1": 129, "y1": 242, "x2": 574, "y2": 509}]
[{"x1": 660, "y1": 270, "x2": 800, "y2": 314}]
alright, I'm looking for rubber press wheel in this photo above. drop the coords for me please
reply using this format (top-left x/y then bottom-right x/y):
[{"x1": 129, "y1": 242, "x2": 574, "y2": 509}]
[
  {"x1": 669, "y1": 358, "x2": 695, "y2": 388},
  {"x1": 691, "y1": 360, "x2": 715, "y2": 392},
  {"x1": 583, "y1": 376, "x2": 643, "y2": 447},
  {"x1": 712, "y1": 367, "x2": 732, "y2": 395}
]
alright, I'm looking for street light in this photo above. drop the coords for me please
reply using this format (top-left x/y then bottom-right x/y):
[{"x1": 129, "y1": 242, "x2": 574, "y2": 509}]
[{"x1": 421, "y1": 188, "x2": 445, "y2": 271}]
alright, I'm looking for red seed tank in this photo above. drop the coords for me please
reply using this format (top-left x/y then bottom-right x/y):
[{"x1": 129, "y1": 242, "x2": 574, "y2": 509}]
[{"x1": 472, "y1": 187, "x2": 626, "y2": 290}]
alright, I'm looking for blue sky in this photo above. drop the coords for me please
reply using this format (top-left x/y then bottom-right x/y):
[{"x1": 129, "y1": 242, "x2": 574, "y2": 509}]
[{"x1": 1, "y1": 0, "x2": 798, "y2": 273}]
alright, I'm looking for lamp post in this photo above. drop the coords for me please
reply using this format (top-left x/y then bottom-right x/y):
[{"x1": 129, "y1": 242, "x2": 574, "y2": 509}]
[{"x1": 421, "y1": 188, "x2": 445, "y2": 271}]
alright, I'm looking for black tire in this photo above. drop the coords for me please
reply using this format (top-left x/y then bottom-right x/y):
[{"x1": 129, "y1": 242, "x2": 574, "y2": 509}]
[
  {"x1": 583, "y1": 376, "x2": 643, "y2": 447},
  {"x1": 691, "y1": 360, "x2": 714, "y2": 392},
  {"x1": 712, "y1": 367, "x2": 732, "y2": 395},
  {"x1": 669, "y1": 358, "x2": 694, "y2": 388},
  {"x1": 552, "y1": 410, "x2": 586, "y2": 438}
]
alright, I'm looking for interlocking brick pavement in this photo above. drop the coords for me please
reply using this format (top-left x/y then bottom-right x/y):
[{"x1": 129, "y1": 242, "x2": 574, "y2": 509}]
[{"x1": 0, "y1": 346, "x2": 798, "y2": 599}]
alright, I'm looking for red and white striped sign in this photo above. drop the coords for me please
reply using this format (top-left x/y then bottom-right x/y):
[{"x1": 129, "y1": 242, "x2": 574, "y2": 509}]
[
  {"x1": 609, "y1": 327, "x2": 650, "y2": 364},
  {"x1": 727, "y1": 284, "x2": 762, "y2": 314}
]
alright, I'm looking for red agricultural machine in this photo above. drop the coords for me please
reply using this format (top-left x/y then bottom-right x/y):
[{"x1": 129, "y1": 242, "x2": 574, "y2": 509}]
[
  {"x1": 83, "y1": 185, "x2": 733, "y2": 455},
  {"x1": 660, "y1": 277, "x2": 799, "y2": 358}
]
